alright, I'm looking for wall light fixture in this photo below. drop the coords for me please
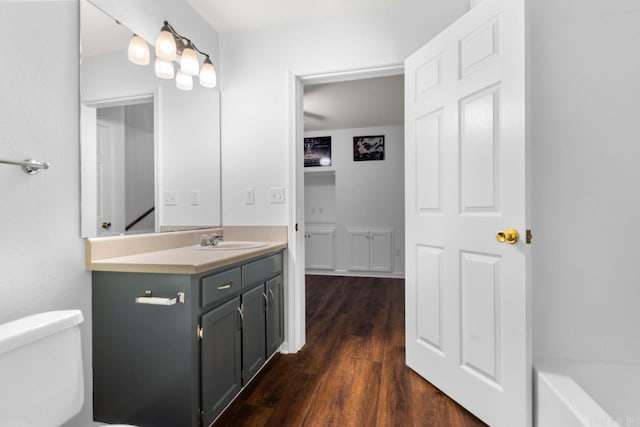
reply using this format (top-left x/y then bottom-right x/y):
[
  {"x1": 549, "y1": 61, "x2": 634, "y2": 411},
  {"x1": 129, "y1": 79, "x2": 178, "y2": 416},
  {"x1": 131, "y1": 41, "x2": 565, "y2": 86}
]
[{"x1": 127, "y1": 20, "x2": 217, "y2": 91}]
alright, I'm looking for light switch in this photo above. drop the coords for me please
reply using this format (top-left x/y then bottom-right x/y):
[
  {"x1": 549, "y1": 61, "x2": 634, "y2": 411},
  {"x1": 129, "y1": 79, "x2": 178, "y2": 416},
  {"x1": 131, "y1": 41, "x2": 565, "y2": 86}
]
[
  {"x1": 191, "y1": 190, "x2": 200, "y2": 206},
  {"x1": 245, "y1": 188, "x2": 255, "y2": 205},
  {"x1": 164, "y1": 191, "x2": 177, "y2": 206},
  {"x1": 269, "y1": 187, "x2": 285, "y2": 204}
]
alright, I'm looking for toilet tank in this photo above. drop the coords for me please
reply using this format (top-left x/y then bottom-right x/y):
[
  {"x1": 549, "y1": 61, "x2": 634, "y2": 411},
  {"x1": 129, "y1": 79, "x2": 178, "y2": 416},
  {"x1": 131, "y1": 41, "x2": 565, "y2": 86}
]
[{"x1": 0, "y1": 310, "x2": 85, "y2": 427}]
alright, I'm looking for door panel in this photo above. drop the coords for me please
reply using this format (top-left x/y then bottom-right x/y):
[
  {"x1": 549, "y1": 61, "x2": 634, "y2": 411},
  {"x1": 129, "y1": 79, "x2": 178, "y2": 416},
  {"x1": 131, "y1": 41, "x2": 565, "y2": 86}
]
[
  {"x1": 405, "y1": 0, "x2": 530, "y2": 426},
  {"x1": 459, "y1": 16, "x2": 500, "y2": 78},
  {"x1": 416, "y1": 245, "x2": 444, "y2": 354},
  {"x1": 460, "y1": 86, "x2": 500, "y2": 212},
  {"x1": 416, "y1": 110, "x2": 443, "y2": 213},
  {"x1": 460, "y1": 251, "x2": 502, "y2": 385}
]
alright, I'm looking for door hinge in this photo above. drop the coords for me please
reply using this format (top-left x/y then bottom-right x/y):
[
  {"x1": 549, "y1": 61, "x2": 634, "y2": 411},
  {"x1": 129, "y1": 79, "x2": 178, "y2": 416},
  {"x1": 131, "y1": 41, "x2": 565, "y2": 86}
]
[
  {"x1": 526, "y1": 229, "x2": 532, "y2": 244},
  {"x1": 198, "y1": 408, "x2": 204, "y2": 426},
  {"x1": 295, "y1": 222, "x2": 299, "y2": 232},
  {"x1": 197, "y1": 324, "x2": 203, "y2": 341}
]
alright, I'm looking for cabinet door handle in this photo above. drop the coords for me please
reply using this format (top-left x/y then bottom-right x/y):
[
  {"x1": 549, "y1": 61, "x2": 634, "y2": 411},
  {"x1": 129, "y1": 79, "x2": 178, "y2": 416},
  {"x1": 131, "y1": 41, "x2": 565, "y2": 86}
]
[
  {"x1": 217, "y1": 282, "x2": 233, "y2": 291},
  {"x1": 237, "y1": 306, "x2": 244, "y2": 327},
  {"x1": 268, "y1": 289, "x2": 275, "y2": 307},
  {"x1": 135, "y1": 292, "x2": 184, "y2": 306},
  {"x1": 262, "y1": 292, "x2": 269, "y2": 308}
]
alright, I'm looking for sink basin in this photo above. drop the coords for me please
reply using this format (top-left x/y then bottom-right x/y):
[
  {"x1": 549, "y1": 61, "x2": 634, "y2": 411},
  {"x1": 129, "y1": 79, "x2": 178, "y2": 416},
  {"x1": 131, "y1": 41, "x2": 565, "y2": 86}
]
[{"x1": 193, "y1": 241, "x2": 268, "y2": 251}]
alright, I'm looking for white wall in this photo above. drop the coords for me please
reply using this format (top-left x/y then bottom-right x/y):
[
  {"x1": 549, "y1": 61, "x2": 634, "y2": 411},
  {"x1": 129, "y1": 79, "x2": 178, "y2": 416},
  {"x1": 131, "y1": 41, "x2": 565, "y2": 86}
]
[
  {"x1": 158, "y1": 79, "x2": 221, "y2": 227},
  {"x1": 531, "y1": 0, "x2": 640, "y2": 368},
  {"x1": 305, "y1": 126, "x2": 405, "y2": 274},
  {"x1": 219, "y1": 0, "x2": 470, "y2": 225},
  {"x1": 0, "y1": 2, "x2": 92, "y2": 426},
  {"x1": 81, "y1": 50, "x2": 154, "y2": 103}
]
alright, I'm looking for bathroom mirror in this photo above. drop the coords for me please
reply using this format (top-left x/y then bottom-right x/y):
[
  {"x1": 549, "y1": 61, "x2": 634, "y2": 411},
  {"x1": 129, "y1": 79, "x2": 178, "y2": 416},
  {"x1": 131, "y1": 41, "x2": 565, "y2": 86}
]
[{"x1": 80, "y1": 0, "x2": 221, "y2": 237}]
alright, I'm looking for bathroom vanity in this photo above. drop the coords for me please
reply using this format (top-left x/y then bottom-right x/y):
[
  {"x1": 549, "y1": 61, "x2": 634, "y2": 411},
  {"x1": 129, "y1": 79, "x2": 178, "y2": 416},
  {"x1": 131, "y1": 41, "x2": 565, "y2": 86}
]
[{"x1": 88, "y1": 228, "x2": 287, "y2": 427}]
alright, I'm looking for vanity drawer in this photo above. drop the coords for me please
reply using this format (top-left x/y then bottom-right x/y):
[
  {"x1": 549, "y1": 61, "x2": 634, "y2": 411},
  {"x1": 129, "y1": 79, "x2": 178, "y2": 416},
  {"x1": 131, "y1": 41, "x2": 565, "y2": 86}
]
[
  {"x1": 242, "y1": 252, "x2": 282, "y2": 288},
  {"x1": 202, "y1": 268, "x2": 241, "y2": 307}
]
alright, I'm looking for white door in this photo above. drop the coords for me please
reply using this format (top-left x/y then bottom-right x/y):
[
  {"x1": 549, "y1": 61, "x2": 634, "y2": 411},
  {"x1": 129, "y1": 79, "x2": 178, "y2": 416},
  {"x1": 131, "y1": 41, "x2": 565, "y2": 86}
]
[
  {"x1": 404, "y1": 0, "x2": 530, "y2": 426},
  {"x1": 96, "y1": 122, "x2": 116, "y2": 236},
  {"x1": 96, "y1": 108, "x2": 126, "y2": 236}
]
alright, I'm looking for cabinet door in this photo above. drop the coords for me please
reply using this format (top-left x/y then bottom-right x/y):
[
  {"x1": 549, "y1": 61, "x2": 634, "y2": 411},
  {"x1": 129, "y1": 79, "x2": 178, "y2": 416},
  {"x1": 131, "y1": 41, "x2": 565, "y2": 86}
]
[
  {"x1": 307, "y1": 229, "x2": 335, "y2": 270},
  {"x1": 201, "y1": 296, "x2": 242, "y2": 427},
  {"x1": 241, "y1": 285, "x2": 266, "y2": 384},
  {"x1": 265, "y1": 275, "x2": 284, "y2": 357},
  {"x1": 370, "y1": 231, "x2": 393, "y2": 272},
  {"x1": 348, "y1": 230, "x2": 371, "y2": 271}
]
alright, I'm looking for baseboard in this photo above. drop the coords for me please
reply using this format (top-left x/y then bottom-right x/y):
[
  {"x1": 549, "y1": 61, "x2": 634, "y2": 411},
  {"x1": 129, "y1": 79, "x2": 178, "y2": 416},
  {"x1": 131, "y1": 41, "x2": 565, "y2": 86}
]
[{"x1": 305, "y1": 269, "x2": 405, "y2": 279}]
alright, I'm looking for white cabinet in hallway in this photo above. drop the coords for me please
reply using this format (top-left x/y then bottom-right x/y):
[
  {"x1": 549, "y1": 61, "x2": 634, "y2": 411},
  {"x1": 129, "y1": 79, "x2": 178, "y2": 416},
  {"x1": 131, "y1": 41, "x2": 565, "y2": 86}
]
[
  {"x1": 304, "y1": 227, "x2": 336, "y2": 270},
  {"x1": 347, "y1": 228, "x2": 393, "y2": 273}
]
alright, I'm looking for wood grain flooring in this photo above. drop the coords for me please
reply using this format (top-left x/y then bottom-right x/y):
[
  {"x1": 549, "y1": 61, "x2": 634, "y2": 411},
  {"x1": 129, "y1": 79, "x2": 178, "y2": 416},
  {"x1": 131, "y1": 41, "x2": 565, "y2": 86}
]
[{"x1": 214, "y1": 275, "x2": 487, "y2": 427}]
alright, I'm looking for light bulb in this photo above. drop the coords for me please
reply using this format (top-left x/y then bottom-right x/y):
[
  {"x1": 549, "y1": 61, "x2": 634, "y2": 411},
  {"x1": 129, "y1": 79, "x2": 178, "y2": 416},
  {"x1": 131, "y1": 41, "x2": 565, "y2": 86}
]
[
  {"x1": 180, "y1": 42, "x2": 199, "y2": 76},
  {"x1": 176, "y1": 69, "x2": 193, "y2": 91},
  {"x1": 155, "y1": 23, "x2": 176, "y2": 61},
  {"x1": 199, "y1": 57, "x2": 217, "y2": 88},
  {"x1": 127, "y1": 34, "x2": 150, "y2": 66},
  {"x1": 154, "y1": 58, "x2": 174, "y2": 79}
]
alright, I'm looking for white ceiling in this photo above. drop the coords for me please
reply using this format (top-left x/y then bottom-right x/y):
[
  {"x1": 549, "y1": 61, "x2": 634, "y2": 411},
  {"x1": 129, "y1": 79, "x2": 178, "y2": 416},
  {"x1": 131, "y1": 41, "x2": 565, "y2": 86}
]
[
  {"x1": 304, "y1": 75, "x2": 404, "y2": 132},
  {"x1": 186, "y1": 0, "x2": 418, "y2": 33}
]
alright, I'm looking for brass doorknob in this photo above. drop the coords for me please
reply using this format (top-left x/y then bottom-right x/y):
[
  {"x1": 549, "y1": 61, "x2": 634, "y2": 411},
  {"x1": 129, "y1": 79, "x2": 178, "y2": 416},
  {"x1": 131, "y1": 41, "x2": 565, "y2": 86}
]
[{"x1": 496, "y1": 228, "x2": 519, "y2": 244}]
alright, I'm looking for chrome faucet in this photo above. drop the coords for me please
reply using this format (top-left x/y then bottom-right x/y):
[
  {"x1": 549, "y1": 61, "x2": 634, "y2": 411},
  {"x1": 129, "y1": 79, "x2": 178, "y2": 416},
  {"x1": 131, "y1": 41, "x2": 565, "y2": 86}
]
[{"x1": 200, "y1": 232, "x2": 224, "y2": 246}]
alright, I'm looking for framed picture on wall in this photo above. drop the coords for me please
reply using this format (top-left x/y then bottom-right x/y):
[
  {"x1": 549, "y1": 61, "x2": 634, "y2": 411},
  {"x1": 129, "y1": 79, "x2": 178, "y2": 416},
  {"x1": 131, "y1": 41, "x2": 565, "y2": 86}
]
[
  {"x1": 353, "y1": 135, "x2": 385, "y2": 161},
  {"x1": 304, "y1": 136, "x2": 332, "y2": 167}
]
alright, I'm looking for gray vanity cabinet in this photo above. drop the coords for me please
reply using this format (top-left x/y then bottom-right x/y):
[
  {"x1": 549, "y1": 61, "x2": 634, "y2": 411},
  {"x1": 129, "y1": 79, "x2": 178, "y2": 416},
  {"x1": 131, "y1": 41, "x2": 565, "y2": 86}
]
[
  {"x1": 92, "y1": 250, "x2": 284, "y2": 427},
  {"x1": 201, "y1": 296, "x2": 242, "y2": 427}
]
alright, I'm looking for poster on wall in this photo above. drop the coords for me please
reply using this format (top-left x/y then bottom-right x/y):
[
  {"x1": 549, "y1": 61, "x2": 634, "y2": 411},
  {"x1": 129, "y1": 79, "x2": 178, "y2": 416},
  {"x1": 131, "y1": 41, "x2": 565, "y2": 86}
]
[
  {"x1": 353, "y1": 135, "x2": 385, "y2": 161},
  {"x1": 304, "y1": 136, "x2": 332, "y2": 167}
]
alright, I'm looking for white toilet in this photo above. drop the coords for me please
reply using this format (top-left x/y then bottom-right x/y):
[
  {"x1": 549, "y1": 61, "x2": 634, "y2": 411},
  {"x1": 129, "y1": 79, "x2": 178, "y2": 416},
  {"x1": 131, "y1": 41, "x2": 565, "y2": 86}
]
[{"x1": 0, "y1": 310, "x2": 138, "y2": 427}]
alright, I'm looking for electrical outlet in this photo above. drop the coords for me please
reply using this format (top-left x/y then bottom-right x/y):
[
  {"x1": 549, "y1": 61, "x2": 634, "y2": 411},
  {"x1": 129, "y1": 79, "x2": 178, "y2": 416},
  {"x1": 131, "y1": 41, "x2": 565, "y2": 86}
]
[
  {"x1": 164, "y1": 191, "x2": 177, "y2": 206},
  {"x1": 191, "y1": 190, "x2": 200, "y2": 206},
  {"x1": 245, "y1": 188, "x2": 255, "y2": 205},
  {"x1": 269, "y1": 187, "x2": 285, "y2": 204}
]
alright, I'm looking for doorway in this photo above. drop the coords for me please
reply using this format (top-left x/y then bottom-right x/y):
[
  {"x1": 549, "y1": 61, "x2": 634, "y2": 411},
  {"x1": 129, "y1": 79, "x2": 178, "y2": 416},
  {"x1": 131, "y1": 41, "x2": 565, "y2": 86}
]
[
  {"x1": 287, "y1": 65, "x2": 404, "y2": 353},
  {"x1": 82, "y1": 96, "x2": 156, "y2": 237},
  {"x1": 302, "y1": 75, "x2": 405, "y2": 278}
]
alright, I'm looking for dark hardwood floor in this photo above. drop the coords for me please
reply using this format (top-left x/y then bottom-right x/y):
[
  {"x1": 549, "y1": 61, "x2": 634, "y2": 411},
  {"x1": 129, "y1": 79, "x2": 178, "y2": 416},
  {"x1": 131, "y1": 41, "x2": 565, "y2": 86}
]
[{"x1": 214, "y1": 275, "x2": 486, "y2": 427}]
